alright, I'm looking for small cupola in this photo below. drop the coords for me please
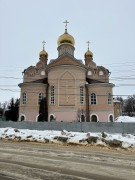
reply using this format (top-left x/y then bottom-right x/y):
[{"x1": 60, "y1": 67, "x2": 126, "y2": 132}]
[
  {"x1": 39, "y1": 41, "x2": 48, "y2": 58},
  {"x1": 84, "y1": 41, "x2": 93, "y2": 59},
  {"x1": 84, "y1": 41, "x2": 94, "y2": 66}
]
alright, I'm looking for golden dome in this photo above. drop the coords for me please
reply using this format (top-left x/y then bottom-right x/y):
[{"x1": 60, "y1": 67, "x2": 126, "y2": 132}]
[
  {"x1": 57, "y1": 32, "x2": 75, "y2": 46},
  {"x1": 39, "y1": 50, "x2": 48, "y2": 57},
  {"x1": 85, "y1": 50, "x2": 93, "y2": 57}
]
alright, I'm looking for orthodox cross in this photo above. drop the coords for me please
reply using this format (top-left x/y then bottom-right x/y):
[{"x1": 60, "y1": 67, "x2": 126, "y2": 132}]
[
  {"x1": 42, "y1": 41, "x2": 46, "y2": 50},
  {"x1": 63, "y1": 20, "x2": 69, "y2": 32},
  {"x1": 86, "y1": 41, "x2": 90, "y2": 50}
]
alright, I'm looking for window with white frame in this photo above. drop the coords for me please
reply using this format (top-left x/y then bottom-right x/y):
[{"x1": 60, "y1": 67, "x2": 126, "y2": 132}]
[
  {"x1": 108, "y1": 93, "x2": 112, "y2": 104},
  {"x1": 91, "y1": 93, "x2": 97, "y2": 104},
  {"x1": 50, "y1": 86, "x2": 55, "y2": 104},
  {"x1": 22, "y1": 93, "x2": 27, "y2": 105},
  {"x1": 38, "y1": 93, "x2": 44, "y2": 103},
  {"x1": 80, "y1": 86, "x2": 84, "y2": 104}
]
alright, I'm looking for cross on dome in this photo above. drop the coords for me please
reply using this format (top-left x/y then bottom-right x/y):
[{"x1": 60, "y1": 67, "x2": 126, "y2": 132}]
[
  {"x1": 63, "y1": 20, "x2": 69, "y2": 33},
  {"x1": 86, "y1": 41, "x2": 90, "y2": 50},
  {"x1": 42, "y1": 41, "x2": 46, "y2": 50}
]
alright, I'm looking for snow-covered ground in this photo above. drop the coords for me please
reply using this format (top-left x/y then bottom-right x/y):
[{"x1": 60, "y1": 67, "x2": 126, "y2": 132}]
[
  {"x1": 0, "y1": 116, "x2": 135, "y2": 150},
  {"x1": 0, "y1": 127, "x2": 135, "y2": 150},
  {"x1": 115, "y1": 116, "x2": 135, "y2": 122}
]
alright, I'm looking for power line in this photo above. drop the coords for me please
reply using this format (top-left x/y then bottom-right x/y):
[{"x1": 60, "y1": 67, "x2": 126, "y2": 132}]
[
  {"x1": 0, "y1": 61, "x2": 135, "y2": 70},
  {"x1": 0, "y1": 88, "x2": 134, "y2": 96},
  {"x1": 0, "y1": 75, "x2": 135, "y2": 81},
  {"x1": 1, "y1": 83, "x2": 135, "y2": 88}
]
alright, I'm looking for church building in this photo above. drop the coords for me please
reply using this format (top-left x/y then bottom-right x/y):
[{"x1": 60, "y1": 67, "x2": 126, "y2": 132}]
[{"x1": 18, "y1": 21, "x2": 114, "y2": 122}]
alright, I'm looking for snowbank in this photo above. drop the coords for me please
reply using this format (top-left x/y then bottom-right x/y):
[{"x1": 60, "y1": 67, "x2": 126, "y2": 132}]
[
  {"x1": 115, "y1": 116, "x2": 135, "y2": 122},
  {"x1": 0, "y1": 128, "x2": 135, "y2": 150}
]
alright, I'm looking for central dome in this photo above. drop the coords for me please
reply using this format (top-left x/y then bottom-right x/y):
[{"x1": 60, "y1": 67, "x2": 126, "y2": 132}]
[{"x1": 57, "y1": 32, "x2": 75, "y2": 46}]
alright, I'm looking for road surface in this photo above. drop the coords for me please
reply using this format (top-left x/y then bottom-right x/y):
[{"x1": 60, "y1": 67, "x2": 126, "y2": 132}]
[{"x1": 0, "y1": 141, "x2": 135, "y2": 180}]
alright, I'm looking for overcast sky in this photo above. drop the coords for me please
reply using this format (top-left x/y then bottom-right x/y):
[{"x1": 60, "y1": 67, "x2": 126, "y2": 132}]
[{"x1": 0, "y1": 0, "x2": 135, "y2": 103}]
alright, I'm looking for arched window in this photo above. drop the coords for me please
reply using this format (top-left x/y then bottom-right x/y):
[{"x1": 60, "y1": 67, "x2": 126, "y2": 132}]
[
  {"x1": 91, "y1": 93, "x2": 97, "y2": 104},
  {"x1": 109, "y1": 115, "x2": 113, "y2": 122},
  {"x1": 91, "y1": 115, "x2": 98, "y2": 122},
  {"x1": 50, "y1": 114, "x2": 55, "y2": 121},
  {"x1": 88, "y1": 70, "x2": 92, "y2": 76},
  {"x1": 50, "y1": 86, "x2": 55, "y2": 104},
  {"x1": 108, "y1": 93, "x2": 112, "y2": 104},
  {"x1": 80, "y1": 114, "x2": 85, "y2": 122},
  {"x1": 20, "y1": 115, "x2": 25, "y2": 121},
  {"x1": 22, "y1": 93, "x2": 27, "y2": 105},
  {"x1": 41, "y1": 70, "x2": 45, "y2": 76},
  {"x1": 99, "y1": 70, "x2": 104, "y2": 76},
  {"x1": 80, "y1": 86, "x2": 84, "y2": 104},
  {"x1": 38, "y1": 93, "x2": 44, "y2": 103}
]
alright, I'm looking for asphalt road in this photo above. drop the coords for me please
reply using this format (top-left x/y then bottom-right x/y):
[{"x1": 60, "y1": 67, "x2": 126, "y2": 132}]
[{"x1": 0, "y1": 141, "x2": 135, "y2": 180}]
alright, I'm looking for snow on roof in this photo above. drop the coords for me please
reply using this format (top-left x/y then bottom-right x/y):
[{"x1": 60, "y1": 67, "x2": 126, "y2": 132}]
[{"x1": 113, "y1": 99, "x2": 121, "y2": 103}]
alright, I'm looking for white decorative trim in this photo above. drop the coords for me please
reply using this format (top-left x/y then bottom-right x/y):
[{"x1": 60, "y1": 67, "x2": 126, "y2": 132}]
[{"x1": 36, "y1": 114, "x2": 39, "y2": 122}]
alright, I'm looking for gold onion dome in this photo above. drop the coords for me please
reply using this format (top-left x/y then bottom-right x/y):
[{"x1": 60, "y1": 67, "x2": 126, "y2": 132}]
[
  {"x1": 39, "y1": 49, "x2": 48, "y2": 57},
  {"x1": 57, "y1": 31, "x2": 75, "y2": 46},
  {"x1": 85, "y1": 49, "x2": 93, "y2": 58}
]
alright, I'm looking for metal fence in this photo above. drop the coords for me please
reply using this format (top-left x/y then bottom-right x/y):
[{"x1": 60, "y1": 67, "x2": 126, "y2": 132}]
[{"x1": 0, "y1": 121, "x2": 135, "y2": 134}]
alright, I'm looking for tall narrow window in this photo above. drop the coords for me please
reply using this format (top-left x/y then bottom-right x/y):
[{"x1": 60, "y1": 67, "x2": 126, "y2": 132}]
[
  {"x1": 108, "y1": 93, "x2": 112, "y2": 104},
  {"x1": 91, "y1": 93, "x2": 96, "y2": 104},
  {"x1": 80, "y1": 86, "x2": 84, "y2": 104},
  {"x1": 38, "y1": 93, "x2": 44, "y2": 103},
  {"x1": 22, "y1": 93, "x2": 27, "y2": 105},
  {"x1": 50, "y1": 86, "x2": 55, "y2": 104}
]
